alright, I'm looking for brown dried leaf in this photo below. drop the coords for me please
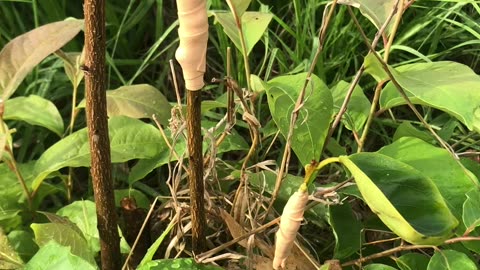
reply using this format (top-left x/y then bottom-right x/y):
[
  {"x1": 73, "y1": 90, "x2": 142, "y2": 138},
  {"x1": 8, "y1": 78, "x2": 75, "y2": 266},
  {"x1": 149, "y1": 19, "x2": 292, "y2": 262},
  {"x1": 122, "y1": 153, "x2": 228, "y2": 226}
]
[
  {"x1": 220, "y1": 209, "x2": 248, "y2": 247},
  {"x1": 322, "y1": 259, "x2": 342, "y2": 270},
  {"x1": 253, "y1": 245, "x2": 317, "y2": 270},
  {"x1": 0, "y1": 19, "x2": 84, "y2": 100}
]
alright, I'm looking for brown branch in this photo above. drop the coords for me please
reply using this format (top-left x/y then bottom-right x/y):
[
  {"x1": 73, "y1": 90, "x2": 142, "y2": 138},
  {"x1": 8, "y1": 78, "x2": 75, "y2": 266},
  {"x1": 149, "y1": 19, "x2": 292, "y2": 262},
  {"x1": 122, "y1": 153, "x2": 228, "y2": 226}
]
[
  {"x1": 343, "y1": 236, "x2": 480, "y2": 267},
  {"x1": 187, "y1": 90, "x2": 207, "y2": 253},
  {"x1": 83, "y1": 0, "x2": 121, "y2": 268}
]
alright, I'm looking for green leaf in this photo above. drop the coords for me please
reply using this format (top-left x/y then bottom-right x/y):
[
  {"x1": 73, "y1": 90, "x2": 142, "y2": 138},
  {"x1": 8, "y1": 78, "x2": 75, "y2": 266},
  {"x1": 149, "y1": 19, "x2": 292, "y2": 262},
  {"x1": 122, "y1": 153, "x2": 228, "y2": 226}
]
[
  {"x1": 393, "y1": 122, "x2": 435, "y2": 143},
  {"x1": 228, "y1": 0, "x2": 251, "y2": 16},
  {"x1": 330, "y1": 80, "x2": 370, "y2": 132},
  {"x1": 4, "y1": 95, "x2": 64, "y2": 136},
  {"x1": 0, "y1": 228, "x2": 23, "y2": 269},
  {"x1": 56, "y1": 201, "x2": 100, "y2": 254},
  {"x1": 114, "y1": 189, "x2": 150, "y2": 209},
  {"x1": 462, "y1": 188, "x2": 480, "y2": 230},
  {"x1": 427, "y1": 250, "x2": 477, "y2": 270},
  {"x1": 337, "y1": 0, "x2": 398, "y2": 35},
  {"x1": 249, "y1": 170, "x2": 327, "y2": 227},
  {"x1": 364, "y1": 52, "x2": 391, "y2": 82},
  {"x1": 378, "y1": 137, "x2": 478, "y2": 220},
  {"x1": 24, "y1": 241, "x2": 97, "y2": 270},
  {"x1": 128, "y1": 121, "x2": 248, "y2": 184},
  {"x1": 7, "y1": 230, "x2": 38, "y2": 263},
  {"x1": 363, "y1": 264, "x2": 398, "y2": 270},
  {"x1": 378, "y1": 61, "x2": 480, "y2": 132},
  {"x1": 77, "y1": 84, "x2": 172, "y2": 124},
  {"x1": 33, "y1": 116, "x2": 167, "y2": 190},
  {"x1": 106, "y1": 84, "x2": 171, "y2": 124},
  {"x1": 31, "y1": 223, "x2": 95, "y2": 264},
  {"x1": 0, "y1": 163, "x2": 34, "y2": 231},
  {"x1": 396, "y1": 253, "x2": 429, "y2": 270},
  {"x1": 56, "y1": 200, "x2": 130, "y2": 254},
  {"x1": 138, "y1": 220, "x2": 175, "y2": 267},
  {"x1": 327, "y1": 204, "x2": 362, "y2": 259},
  {"x1": 266, "y1": 72, "x2": 333, "y2": 165},
  {"x1": 201, "y1": 100, "x2": 226, "y2": 114},
  {"x1": 250, "y1": 74, "x2": 267, "y2": 93},
  {"x1": 38, "y1": 212, "x2": 84, "y2": 237},
  {"x1": 211, "y1": 11, "x2": 273, "y2": 55},
  {"x1": 55, "y1": 51, "x2": 84, "y2": 89},
  {"x1": 0, "y1": 19, "x2": 84, "y2": 100},
  {"x1": 137, "y1": 258, "x2": 223, "y2": 270},
  {"x1": 339, "y1": 153, "x2": 458, "y2": 245}
]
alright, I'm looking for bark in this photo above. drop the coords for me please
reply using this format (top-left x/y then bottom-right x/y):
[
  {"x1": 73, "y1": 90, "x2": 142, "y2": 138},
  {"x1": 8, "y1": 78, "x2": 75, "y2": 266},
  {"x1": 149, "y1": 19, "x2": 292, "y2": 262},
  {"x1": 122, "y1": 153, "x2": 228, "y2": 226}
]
[
  {"x1": 187, "y1": 90, "x2": 206, "y2": 253},
  {"x1": 83, "y1": 0, "x2": 121, "y2": 269},
  {"x1": 175, "y1": 0, "x2": 208, "y2": 253}
]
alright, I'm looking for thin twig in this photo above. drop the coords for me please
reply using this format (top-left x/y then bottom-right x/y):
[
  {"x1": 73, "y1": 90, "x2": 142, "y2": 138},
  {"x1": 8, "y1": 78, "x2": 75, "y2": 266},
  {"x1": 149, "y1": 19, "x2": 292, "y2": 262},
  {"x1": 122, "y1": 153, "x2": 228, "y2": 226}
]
[
  {"x1": 349, "y1": 0, "x2": 401, "y2": 152},
  {"x1": 343, "y1": 236, "x2": 480, "y2": 267},
  {"x1": 263, "y1": 0, "x2": 339, "y2": 221}
]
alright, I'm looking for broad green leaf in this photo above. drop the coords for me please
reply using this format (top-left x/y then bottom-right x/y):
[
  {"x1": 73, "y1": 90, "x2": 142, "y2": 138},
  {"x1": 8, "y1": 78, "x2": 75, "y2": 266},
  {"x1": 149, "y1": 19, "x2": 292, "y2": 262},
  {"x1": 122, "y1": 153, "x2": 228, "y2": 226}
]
[
  {"x1": 128, "y1": 121, "x2": 248, "y2": 184},
  {"x1": 38, "y1": 212, "x2": 84, "y2": 237},
  {"x1": 427, "y1": 250, "x2": 477, "y2": 270},
  {"x1": 0, "y1": 228, "x2": 23, "y2": 269},
  {"x1": 33, "y1": 116, "x2": 167, "y2": 190},
  {"x1": 4, "y1": 95, "x2": 64, "y2": 136},
  {"x1": 114, "y1": 189, "x2": 150, "y2": 209},
  {"x1": 249, "y1": 171, "x2": 327, "y2": 228},
  {"x1": 393, "y1": 122, "x2": 434, "y2": 143},
  {"x1": 138, "y1": 219, "x2": 175, "y2": 267},
  {"x1": 266, "y1": 72, "x2": 333, "y2": 165},
  {"x1": 0, "y1": 163, "x2": 34, "y2": 231},
  {"x1": 339, "y1": 153, "x2": 458, "y2": 245},
  {"x1": 378, "y1": 61, "x2": 480, "y2": 132},
  {"x1": 328, "y1": 204, "x2": 362, "y2": 259},
  {"x1": 330, "y1": 80, "x2": 370, "y2": 132},
  {"x1": 0, "y1": 19, "x2": 84, "y2": 100},
  {"x1": 211, "y1": 11, "x2": 273, "y2": 55},
  {"x1": 106, "y1": 84, "x2": 171, "y2": 124},
  {"x1": 24, "y1": 241, "x2": 97, "y2": 270},
  {"x1": 7, "y1": 230, "x2": 38, "y2": 263},
  {"x1": 77, "y1": 84, "x2": 172, "y2": 124},
  {"x1": 201, "y1": 100, "x2": 226, "y2": 113},
  {"x1": 250, "y1": 74, "x2": 267, "y2": 93},
  {"x1": 56, "y1": 201, "x2": 100, "y2": 254},
  {"x1": 319, "y1": 261, "x2": 341, "y2": 270},
  {"x1": 138, "y1": 258, "x2": 223, "y2": 270},
  {"x1": 31, "y1": 223, "x2": 95, "y2": 264},
  {"x1": 56, "y1": 201, "x2": 130, "y2": 254},
  {"x1": 337, "y1": 0, "x2": 398, "y2": 35},
  {"x1": 462, "y1": 188, "x2": 480, "y2": 230},
  {"x1": 227, "y1": 0, "x2": 251, "y2": 16},
  {"x1": 55, "y1": 51, "x2": 84, "y2": 88},
  {"x1": 397, "y1": 253, "x2": 429, "y2": 270},
  {"x1": 364, "y1": 52, "x2": 391, "y2": 82},
  {"x1": 378, "y1": 137, "x2": 478, "y2": 220},
  {"x1": 363, "y1": 264, "x2": 398, "y2": 270}
]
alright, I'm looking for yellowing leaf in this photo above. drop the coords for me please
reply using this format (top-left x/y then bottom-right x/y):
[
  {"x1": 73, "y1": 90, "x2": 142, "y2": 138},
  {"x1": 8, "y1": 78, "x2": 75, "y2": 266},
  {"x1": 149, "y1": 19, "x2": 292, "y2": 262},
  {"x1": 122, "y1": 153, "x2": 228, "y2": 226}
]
[
  {"x1": 340, "y1": 153, "x2": 458, "y2": 245},
  {"x1": 0, "y1": 19, "x2": 84, "y2": 100}
]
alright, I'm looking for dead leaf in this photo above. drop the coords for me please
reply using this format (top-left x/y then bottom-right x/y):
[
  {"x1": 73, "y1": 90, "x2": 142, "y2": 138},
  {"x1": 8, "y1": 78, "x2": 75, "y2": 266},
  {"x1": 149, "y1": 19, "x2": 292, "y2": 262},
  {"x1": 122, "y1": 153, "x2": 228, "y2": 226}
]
[{"x1": 220, "y1": 209, "x2": 274, "y2": 258}]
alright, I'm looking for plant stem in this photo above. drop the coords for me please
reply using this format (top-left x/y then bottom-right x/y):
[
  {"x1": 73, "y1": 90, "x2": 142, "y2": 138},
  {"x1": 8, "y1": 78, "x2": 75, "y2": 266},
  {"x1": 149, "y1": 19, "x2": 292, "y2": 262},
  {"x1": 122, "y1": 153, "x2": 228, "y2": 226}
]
[
  {"x1": 304, "y1": 157, "x2": 340, "y2": 187},
  {"x1": 0, "y1": 109, "x2": 32, "y2": 209},
  {"x1": 84, "y1": 0, "x2": 121, "y2": 268},
  {"x1": 187, "y1": 90, "x2": 206, "y2": 253},
  {"x1": 263, "y1": 0, "x2": 339, "y2": 221},
  {"x1": 349, "y1": 0, "x2": 402, "y2": 152}
]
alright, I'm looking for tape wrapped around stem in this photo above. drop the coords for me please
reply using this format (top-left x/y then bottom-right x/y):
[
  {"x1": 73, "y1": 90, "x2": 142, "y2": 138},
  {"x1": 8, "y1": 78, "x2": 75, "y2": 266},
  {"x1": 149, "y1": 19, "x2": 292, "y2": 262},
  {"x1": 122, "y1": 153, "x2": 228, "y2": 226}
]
[
  {"x1": 175, "y1": 0, "x2": 208, "y2": 91},
  {"x1": 273, "y1": 189, "x2": 309, "y2": 269}
]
